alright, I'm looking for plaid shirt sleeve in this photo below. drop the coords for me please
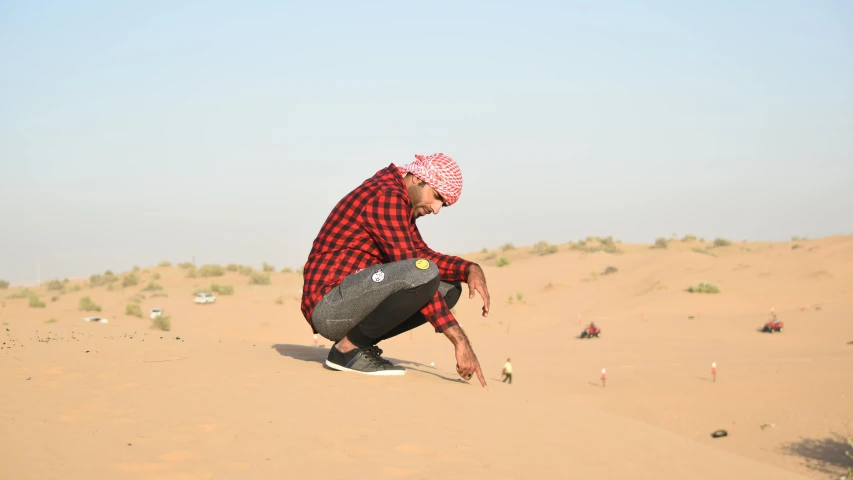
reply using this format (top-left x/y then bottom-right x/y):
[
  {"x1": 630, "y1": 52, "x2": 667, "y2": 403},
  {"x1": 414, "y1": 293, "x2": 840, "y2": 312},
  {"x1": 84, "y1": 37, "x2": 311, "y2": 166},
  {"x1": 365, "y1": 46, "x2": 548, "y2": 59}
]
[{"x1": 359, "y1": 190, "x2": 474, "y2": 333}]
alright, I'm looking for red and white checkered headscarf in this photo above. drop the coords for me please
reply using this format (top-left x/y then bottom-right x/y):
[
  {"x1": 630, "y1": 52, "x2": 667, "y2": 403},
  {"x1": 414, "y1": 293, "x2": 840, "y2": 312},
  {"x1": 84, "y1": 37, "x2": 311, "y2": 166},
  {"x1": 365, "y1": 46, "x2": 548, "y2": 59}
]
[{"x1": 399, "y1": 153, "x2": 463, "y2": 206}]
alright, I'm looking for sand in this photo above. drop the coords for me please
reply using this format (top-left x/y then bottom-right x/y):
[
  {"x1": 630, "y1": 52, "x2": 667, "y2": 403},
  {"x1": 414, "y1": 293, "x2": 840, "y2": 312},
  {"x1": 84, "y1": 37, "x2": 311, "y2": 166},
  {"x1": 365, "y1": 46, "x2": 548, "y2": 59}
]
[{"x1": 2, "y1": 235, "x2": 852, "y2": 479}]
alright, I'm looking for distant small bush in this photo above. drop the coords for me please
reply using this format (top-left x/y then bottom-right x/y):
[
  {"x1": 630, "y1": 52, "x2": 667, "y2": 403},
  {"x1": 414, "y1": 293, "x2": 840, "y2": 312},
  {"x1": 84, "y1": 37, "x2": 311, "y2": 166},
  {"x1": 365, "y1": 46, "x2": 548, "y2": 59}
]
[
  {"x1": 198, "y1": 264, "x2": 225, "y2": 277},
  {"x1": 69, "y1": 284, "x2": 82, "y2": 292},
  {"x1": 280, "y1": 267, "x2": 293, "y2": 273},
  {"x1": 45, "y1": 279, "x2": 64, "y2": 291},
  {"x1": 791, "y1": 236, "x2": 808, "y2": 242},
  {"x1": 501, "y1": 242, "x2": 516, "y2": 251},
  {"x1": 483, "y1": 252, "x2": 497, "y2": 260},
  {"x1": 249, "y1": 271, "x2": 271, "y2": 285},
  {"x1": 44, "y1": 317, "x2": 58, "y2": 324},
  {"x1": 141, "y1": 281, "x2": 163, "y2": 292},
  {"x1": 681, "y1": 234, "x2": 697, "y2": 242},
  {"x1": 122, "y1": 273, "x2": 140, "y2": 287},
  {"x1": 7, "y1": 288, "x2": 33, "y2": 299},
  {"x1": 126, "y1": 303, "x2": 143, "y2": 317},
  {"x1": 687, "y1": 282, "x2": 720, "y2": 294},
  {"x1": 211, "y1": 283, "x2": 235, "y2": 295},
  {"x1": 186, "y1": 268, "x2": 197, "y2": 278},
  {"x1": 151, "y1": 315, "x2": 171, "y2": 331},
  {"x1": 158, "y1": 260, "x2": 172, "y2": 267},
  {"x1": 533, "y1": 240, "x2": 558, "y2": 256},
  {"x1": 791, "y1": 244, "x2": 802, "y2": 250},
  {"x1": 238, "y1": 265, "x2": 254, "y2": 276},
  {"x1": 178, "y1": 262, "x2": 194, "y2": 269},
  {"x1": 78, "y1": 296, "x2": 102, "y2": 311},
  {"x1": 151, "y1": 272, "x2": 161, "y2": 280},
  {"x1": 262, "y1": 262, "x2": 275, "y2": 272},
  {"x1": 496, "y1": 256, "x2": 511, "y2": 267},
  {"x1": 713, "y1": 238, "x2": 732, "y2": 247},
  {"x1": 89, "y1": 272, "x2": 118, "y2": 288},
  {"x1": 29, "y1": 296, "x2": 46, "y2": 308},
  {"x1": 516, "y1": 292, "x2": 524, "y2": 301},
  {"x1": 602, "y1": 266, "x2": 618, "y2": 275},
  {"x1": 0, "y1": 280, "x2": 9, "y2": 289},
  {"x1": 275, "y1": 296, "x2": 284, "y2": 305},
  {"x1": 654, "y1": 237, "x2": 669, "y2": 249},
  {"x1": 226, "y1": 263, "x2": 239, "y2": 272},
  {"x1": 569, "y1": 236, "x2": 620, "y2": 254},
  {"x1": 50, "y1": 296, "x2": 58, "y2": 302}
]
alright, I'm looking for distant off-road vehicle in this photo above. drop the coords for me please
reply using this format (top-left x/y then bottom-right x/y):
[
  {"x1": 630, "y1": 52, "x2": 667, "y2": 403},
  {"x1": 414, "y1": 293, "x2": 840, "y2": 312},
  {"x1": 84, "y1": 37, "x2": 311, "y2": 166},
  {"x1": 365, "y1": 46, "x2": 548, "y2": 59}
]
[
  {"x1": 150, "y1": 308, "x2": 163, "y2": 320},
  {"x1": 762, "y1": 316, "x2": 784, "y2": 333},
  {"x1": 194, "y1": 292, "x2": 216, "y2": 304},
  {"x1": 579, "y1": 323, "x2": 601, "y2": 339}
]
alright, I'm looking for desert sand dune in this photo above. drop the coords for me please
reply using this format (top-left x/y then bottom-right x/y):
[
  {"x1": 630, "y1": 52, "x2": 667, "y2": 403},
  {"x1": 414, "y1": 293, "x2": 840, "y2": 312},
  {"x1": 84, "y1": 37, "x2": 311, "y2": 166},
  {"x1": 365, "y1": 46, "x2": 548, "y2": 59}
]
[{"x1": 2, "y1": 235, "x2": 851, "y2": 479}]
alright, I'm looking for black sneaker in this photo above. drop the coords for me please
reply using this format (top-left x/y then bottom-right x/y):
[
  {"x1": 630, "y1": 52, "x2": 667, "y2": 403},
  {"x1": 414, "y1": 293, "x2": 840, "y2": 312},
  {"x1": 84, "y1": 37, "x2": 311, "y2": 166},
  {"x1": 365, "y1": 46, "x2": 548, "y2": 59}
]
[{"x1": 325, "y1": 344, "x2": 406, "y2": 376}]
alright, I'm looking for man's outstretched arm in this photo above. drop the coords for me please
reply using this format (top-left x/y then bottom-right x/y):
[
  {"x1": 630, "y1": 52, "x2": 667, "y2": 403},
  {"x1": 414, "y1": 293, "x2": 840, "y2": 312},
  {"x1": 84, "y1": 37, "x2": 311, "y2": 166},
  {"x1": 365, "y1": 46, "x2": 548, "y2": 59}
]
[{"x1": 444, "y1": 324, "x2": 488, "y2": 389}]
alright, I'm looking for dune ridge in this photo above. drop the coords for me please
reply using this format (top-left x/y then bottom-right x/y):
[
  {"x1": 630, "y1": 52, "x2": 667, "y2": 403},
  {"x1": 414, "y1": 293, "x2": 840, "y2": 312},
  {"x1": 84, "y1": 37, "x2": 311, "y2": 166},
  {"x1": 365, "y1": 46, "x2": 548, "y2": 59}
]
[{"x1": 2, "y1": 235, "x2": 852, "y2": 479}]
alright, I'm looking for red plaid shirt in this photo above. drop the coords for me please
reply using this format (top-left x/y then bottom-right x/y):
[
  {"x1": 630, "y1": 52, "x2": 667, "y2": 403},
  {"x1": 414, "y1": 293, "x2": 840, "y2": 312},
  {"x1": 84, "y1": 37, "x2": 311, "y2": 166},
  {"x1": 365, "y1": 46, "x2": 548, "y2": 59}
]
[{"x1": 301, "y1": 163, "x2": 474, "y2": 334}]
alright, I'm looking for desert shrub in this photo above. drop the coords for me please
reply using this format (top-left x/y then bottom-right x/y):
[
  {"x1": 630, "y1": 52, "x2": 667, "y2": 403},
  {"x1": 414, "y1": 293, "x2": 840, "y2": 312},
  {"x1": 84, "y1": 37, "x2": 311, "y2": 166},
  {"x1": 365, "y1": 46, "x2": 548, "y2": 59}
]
[
  {"x1": 126, "y1": 303, "x2": 143, "y2": 317},
  {"x1": 280, "y1": 267, "x2": 293, "y2": 273},
  {"x1": 501, "y1": 242, "x2": 516, "y2": 251},
  {"x1": 198, "y1": 264, "x2": 225, "y2": 277},
  {"x1": 713, "y1": 238, "x2": 731, "y2": 247},
  {"x1": 78, "y1": 296, "x2": 102, "y2": 311},
  {"x1": 791, "y1": 236, "x2": 808, "y2": 241},
  {"x1": 185, "y1": 268, "x2": 197, "y2": 278},
  {"x1": 654, "y1": 237, "x2": 668, "y2": 249},
  {"x1": 681, "y1": 234, "x2": 697, "y2": 242},
  {"x1": 262, "y1": 262, "x2": 275, "y2": 272},
  {"x1": 141, "y1": 281, "x2": 163, "y2": 292},
  {"x1": 158, "y1": 260, "x2": 172, "y2": 267},
  {"x1": 602, "y1": 266, "x2": 618, "y2": 275},
  {"x1": 249, "y1": 271, "x2": 271, "y2": 285},
  {"x1": 45, "y1": 279, "x2": 64, "y2": 291},
  {"x1": 507, "y1": 296, "x2": 513, "y2": 304},
  {"x1": 89, "y1": 271, "x2": 118, "y2": 287},
  {"x1": 275, "y1": 296, "x2": 284, "y2": 305},
  {"x1": 151, "y1": 315, "x2": 171, "y2": 331},
  {"x1": 0, "y1": 280, "x2": 8, "y2": 289},
  {"x1": 516, "y1": 292, "x2": 524, "y2": 301},
  {"x1": 569, "y1": 236, "x2": 620, "y2": 254},
  {"x1": 791, "y1": 244, "x2": 802, "y2": 250},
  {"x1": 44, "y1": 317, "x2": 57, "y2": 324},
  {"x1": 483, "y1": 252, "x2": 497, "y2": 260},
  {"x1": 692, "y1": 247, "x2": 716, "y2": 257},
  {"x1": 496, "y1": 256, "x2": 511, "y2": 267},
  {"x1": 226, "y1": 263, "x2": 239, "y2": 271},
  {"x1": 69, "y1": 284, "x2": 82, "y2": 292},
  {"x1": 687, "y1": 282, "x2": 720, "y2": 294},
  {"x1": 210, "y1": 283, "x2": 234, "y2": 295},
  {"x1": 152, "y1": 272, "x2": 161, "y2": 280},
  {"x1": 132, "y1": 265, "x2": 140, "y2": 272},
  {"x1": 238, "y1": 265, "x2": 254, "y2": 276},
  {"x1": 178, "y1": 262, "x2": 194, "y2": 269},
  {"x1": 29, "y1": 296, "x2": 46, "y2": 308},
  {"x1": 533, "y1": 240, "x2": 558, "y2": 256},
  {"x1": 7, "y1": 288, "x2": 33, "y2": 299},
  {"x1": 122, "y1": 273, "x2": 140, "y2": 287}
]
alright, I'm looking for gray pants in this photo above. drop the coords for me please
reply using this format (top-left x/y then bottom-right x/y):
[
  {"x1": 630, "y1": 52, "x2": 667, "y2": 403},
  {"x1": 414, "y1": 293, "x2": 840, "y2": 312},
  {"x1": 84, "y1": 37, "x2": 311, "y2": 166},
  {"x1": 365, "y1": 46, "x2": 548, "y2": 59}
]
[{"x1": 311, "y1": 258, "x2": 461, "y2": 343}]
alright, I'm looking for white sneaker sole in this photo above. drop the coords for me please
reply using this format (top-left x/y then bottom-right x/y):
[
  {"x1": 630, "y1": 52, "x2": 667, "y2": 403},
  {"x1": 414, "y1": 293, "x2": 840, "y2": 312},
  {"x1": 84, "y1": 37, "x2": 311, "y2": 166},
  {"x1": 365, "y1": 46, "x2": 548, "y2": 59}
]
[{"x1": 324, "y1": 360, "x2": 407, "y2": 376}]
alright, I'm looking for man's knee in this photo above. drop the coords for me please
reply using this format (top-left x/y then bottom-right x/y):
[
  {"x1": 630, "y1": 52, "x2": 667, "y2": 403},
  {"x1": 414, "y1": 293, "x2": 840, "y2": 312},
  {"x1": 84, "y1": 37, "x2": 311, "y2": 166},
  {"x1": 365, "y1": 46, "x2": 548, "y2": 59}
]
[{"x1": 442, "y1": 281, "x2": 462, "y2": 309}]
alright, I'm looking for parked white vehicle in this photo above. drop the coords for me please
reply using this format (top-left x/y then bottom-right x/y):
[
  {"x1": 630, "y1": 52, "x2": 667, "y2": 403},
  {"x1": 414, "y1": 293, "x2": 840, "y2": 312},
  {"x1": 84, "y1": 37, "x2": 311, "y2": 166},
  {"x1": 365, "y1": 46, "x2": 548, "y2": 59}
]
[
  {"x1": 194, "y1": 292, "x2": 216, "y2": 304},
  {"x1": 150, "y1": 308, "x2": 163, "y2": 319},
  {"x1": 82, "y1": 316, "x2": 108, "y2": 323}
]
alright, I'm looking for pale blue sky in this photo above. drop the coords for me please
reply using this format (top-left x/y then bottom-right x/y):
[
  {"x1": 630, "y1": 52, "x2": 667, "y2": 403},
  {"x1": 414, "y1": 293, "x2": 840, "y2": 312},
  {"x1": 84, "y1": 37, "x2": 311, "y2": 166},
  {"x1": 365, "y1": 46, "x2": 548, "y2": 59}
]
[{"x1": 1, "y1": 1, "x2": 852, "y2": 284}]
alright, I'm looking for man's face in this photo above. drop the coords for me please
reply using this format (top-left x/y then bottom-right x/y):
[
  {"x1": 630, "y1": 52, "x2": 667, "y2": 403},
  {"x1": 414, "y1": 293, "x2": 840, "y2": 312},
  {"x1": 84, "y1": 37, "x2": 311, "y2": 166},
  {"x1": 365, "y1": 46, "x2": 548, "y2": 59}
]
[{"x1": 407, "y1": 178, "x2": 445, "y2": 221}]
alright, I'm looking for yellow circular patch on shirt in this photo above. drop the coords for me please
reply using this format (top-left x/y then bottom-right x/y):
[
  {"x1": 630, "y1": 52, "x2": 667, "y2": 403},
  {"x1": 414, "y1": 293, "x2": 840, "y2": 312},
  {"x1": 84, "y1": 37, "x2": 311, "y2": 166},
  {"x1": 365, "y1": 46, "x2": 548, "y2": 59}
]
[{"x1": 415, "y1": 259, "x2": 429, "y2": 270}]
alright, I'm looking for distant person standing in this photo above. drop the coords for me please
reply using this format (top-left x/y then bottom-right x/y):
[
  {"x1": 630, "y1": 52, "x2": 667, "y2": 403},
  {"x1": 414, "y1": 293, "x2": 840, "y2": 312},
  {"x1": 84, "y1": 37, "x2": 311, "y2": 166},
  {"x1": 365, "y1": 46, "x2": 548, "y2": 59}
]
[{"x1": 502, "y1": 358, "x2": 513, "y2": 384}]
